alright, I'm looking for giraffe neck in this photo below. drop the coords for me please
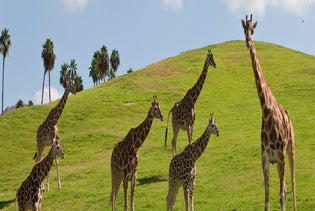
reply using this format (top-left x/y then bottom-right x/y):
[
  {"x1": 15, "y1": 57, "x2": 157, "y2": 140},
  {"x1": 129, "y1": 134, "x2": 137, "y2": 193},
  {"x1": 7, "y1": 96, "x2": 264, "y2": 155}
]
[
  {"x1": 32, "y1": 146, "x2": 55, "y2": 184},
  {"x1": 46, "y1": 88, "x2": 70, "y2": 126},
  {"x1": 189, "y1": 124, "x2": 212, "y2": 161},
  {"x1": 249, "y1": 42, "x2": 276, "y2": 109},
  {"x1": 185, "y1": 58, "x2": 210, "y2": 103},
  {"x1": 132, "y1": 107, "x2": 154, "y2": 151}
]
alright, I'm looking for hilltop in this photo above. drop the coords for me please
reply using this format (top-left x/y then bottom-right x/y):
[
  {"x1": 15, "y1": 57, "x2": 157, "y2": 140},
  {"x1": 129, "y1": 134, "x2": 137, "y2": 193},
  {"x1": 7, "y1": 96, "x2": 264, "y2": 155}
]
[{"x1": 0, "y1": 40, "x2": 314, "y2": 210}]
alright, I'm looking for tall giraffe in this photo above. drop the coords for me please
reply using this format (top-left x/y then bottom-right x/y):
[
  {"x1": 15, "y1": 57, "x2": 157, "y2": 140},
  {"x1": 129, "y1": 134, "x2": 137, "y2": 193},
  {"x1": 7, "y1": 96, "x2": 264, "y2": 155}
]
[
  {"x1": 164, "y1": 50, "x2": 216, "y2": 156},
  {"x1": 16, "y1": 137, "x2": 64, "y2": 211},
  {"x1": 110, "y1": 96, "x2": 163, "y2": 211},
  {"x1": 166, "y1": 114, "x2": 219, "y2": 211},
  {"x1": 34, "y1": 81, "x2": 76, "y2": 190},
  {"x1": 241, "y1": 14, "x2": 296, "y2": 211}
]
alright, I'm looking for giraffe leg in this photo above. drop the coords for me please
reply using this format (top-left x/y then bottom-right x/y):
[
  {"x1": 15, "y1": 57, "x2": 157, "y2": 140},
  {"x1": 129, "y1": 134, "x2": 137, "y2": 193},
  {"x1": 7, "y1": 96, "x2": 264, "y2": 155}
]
[
  {"x1": 34, "y1": 144, "x2": 44, "y2": 162},
  {"x1": 187, "y1": 125, "x2": 194, "y2": 144},
  {"x1": 130, "y1": 170, "x2": 136, "y2": 211},
  {"x1": 34, "y1": 187, "x2": 43, "y2": 211},
  {"x1": 46, "y1": 173, "x2": 50, "y2": 192},
  {"x1": 277, "y1": 160, "x2": 286, "y2": 211},
  {"x1": 171, "y1": 126, "x2": 179, "y2": 156},
  {"x1": 55, "y1": 157, "x2": 61, "y2": 190},
  {"x1": 110, "y1": 170, "x2": 123, "y2": 211},
  {"x1": 288, "y1": 140, "x2": 296, "y2": 210},
  {"x1": 16, "y1": 192, "x2": 26, "y2": 211},
  {"x1": 262, "y1": 154, "x2": 270, "y2": 211},
  {"x1": 130, "y1": 156, "x2": 138, "y2": 211},
  {"x1": 183, "y1": 183, "x2": 189, "y2": 211},
  {"x1": 166, "y1": 180, "x2": 180, "y2": 211},
  {"x1": 189, "y1": 178, "x2": 196, "y2": 211},
  {"x1": 123, "y1": 178, "x2": 128, "y2": 211}
]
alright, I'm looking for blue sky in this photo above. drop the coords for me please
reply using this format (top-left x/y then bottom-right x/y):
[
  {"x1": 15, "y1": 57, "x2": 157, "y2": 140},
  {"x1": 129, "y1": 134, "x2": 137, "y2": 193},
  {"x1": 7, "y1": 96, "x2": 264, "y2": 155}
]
[{"x1": 1, "y1": 0, "x2": 314, "y2": 108}]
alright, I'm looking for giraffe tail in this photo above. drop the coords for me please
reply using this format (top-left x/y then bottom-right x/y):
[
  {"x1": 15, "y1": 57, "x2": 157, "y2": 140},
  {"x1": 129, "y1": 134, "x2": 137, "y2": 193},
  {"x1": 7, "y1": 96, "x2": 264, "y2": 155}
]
[
  {"x1": 164, "y1": 108, "x2": 172, "y2": 148},
  {"x1": 33, "y1": 152, "x2": 37, "y2": 160}
]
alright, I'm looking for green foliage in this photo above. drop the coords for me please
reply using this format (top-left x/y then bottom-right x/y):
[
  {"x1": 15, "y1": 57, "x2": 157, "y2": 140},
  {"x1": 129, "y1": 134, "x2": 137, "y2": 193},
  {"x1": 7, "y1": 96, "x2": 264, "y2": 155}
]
[
  {"x1": 0, "y1": 41, "x2": 314, "y2": 210},
  {"x1": 16, "y1": 99, "x2": 24, "y2": 108},
  {"x1": 127, "y1": 67, "x2": 133, "y2": 74},
  {"x1": 60, "y1": 59, "x2": 83, "y2": 92}
]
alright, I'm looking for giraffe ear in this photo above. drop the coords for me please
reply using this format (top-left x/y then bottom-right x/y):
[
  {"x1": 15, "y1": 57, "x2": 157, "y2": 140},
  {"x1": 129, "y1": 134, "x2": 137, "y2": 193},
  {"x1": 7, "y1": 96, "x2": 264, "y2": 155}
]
[
  {"x1": 241, "y1": 19, "x2": 246, "y2": 28},
  {"x1": 253, "y1": 21, "x2": 258, "y2": 29}
]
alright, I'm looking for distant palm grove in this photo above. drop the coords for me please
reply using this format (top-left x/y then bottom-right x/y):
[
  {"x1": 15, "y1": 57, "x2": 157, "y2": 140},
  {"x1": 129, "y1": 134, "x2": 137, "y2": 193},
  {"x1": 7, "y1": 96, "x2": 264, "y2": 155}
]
[{"x1": 0, "y1": 28, "x2": 121, "y2": 113}]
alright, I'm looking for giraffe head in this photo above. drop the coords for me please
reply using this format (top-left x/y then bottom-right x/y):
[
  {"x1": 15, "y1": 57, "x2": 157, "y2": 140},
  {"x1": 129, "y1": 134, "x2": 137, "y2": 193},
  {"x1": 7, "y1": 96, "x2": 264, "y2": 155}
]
[
  {"x1": 151, "y1": 95, "x2": 163, "y2": 121},
  {"x1": 53, "y1": 136, "x2": 65, "y2": 159},
  {"x1": 206, "y1": 49, "x2": 216, "y2": 68},
  {"x1": 209, "y1": 113, "x2": 219, "y2": 137},
  {"x1": 241, "y1": 14, "x2": 257, "y2": 48}
]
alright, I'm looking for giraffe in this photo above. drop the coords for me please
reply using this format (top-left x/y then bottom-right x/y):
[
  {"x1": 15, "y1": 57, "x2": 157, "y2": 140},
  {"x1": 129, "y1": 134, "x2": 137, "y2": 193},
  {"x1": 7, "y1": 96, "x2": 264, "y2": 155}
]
[
  {"x1": 164, "y1": 50, "x2": 216, "y2": 156},
  {"x1": 241, "y1": 14, "x2": 296, "y2": 211},
  {"x1": 166, "y1": 113, "x2": 219, "y2": 211},
  {"x1": 16, "y1": 137, "x2": 64, "y2": 211},
  {"x1": 34, "y1": 80, "x2": 76, "y2": 191},
  {"x1": 110, "y1": 96, "x2": 163, "y2": 211}
]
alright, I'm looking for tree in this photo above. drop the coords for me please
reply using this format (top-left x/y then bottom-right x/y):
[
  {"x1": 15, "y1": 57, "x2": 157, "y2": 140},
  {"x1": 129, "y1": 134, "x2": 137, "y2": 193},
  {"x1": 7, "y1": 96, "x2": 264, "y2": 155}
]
[
  {"x1": 60, "y1": 59, "x2": 83, "y2": 92},
  {"x1": 89, "y1": 45, "x2": 117, "y2": 85},
  {"x1": 127, "y1": 67, "x2": 133, "y2": 74},
  {"x1": 16, "y1": 99, "x2": 24, "y2": 108},
  {"x1": 73, "y1": 74, "x2": 83, "y2": 92},
  {"x1": 110, "y1": 49, "x2": 120, "y2": 79},
  {"x1": 99, "y1": 45, "x2": 109, "y2": 81},
  {"x1": 0, "y1": 28, "x2": 11, "y2": 115},
  {"x1": 89, "y1": 56, "x2": 100, "y2": 86},
  {"x1": 60, "y1": 63, "x2": 69, "y2": 88},
  {"x1": 41, "y1": 38, "x2": 56, "y2": 104},
  {"x1": 68, "y1": 59, "x2": 83, "y2": 92},
  {"x1": 109, "y1": 68, "x2": 115, "y2": 80}
]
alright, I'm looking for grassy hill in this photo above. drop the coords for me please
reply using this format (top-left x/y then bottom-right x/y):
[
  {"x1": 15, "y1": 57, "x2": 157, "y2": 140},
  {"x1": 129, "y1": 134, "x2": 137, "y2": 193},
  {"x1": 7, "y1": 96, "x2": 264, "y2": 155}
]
[{"x1": 0, "y1": 40, "x2": 314, "y2": 210}]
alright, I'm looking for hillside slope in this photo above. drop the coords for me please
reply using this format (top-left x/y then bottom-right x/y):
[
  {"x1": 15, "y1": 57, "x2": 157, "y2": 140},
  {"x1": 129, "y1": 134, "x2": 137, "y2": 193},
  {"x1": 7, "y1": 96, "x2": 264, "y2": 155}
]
[{"x1": 0, "y1": 40, "x2": 314, "y2": 210}]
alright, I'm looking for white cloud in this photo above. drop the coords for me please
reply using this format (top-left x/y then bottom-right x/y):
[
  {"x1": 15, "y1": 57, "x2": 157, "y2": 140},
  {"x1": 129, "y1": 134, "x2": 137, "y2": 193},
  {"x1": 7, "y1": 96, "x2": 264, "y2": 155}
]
[
  {"x1": 162, "y1": 0, "x2": 183, "y2": 11},
  {"x1": 225, "y1": 0, "x2": 315, "y2": 16},
  {"x1": 63, "y1": 0, "x2": 89, "y2": 12},
  {"x1": 33, "y1": 87, "x2": 62, "y2": 105}
]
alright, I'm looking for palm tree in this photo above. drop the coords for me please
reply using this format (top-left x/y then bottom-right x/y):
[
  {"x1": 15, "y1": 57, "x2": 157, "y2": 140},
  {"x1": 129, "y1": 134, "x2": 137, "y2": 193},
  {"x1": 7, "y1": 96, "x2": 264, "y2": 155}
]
[
  {"x1": 60, "y1": 59, "x2": 83, "y2": 92},
  {"x1": 110, "y1": 49, "x2": 120, "y2": 78},
  {"x1": 99, "y1": 45, "x2": 109, "y2": 81},
  {"x1": 60, "y1": 62, "x2": 69, "y2": 88},
  {"x1": 69, "y1": 59, "x2": 77, "y2": 81},
  {"x1": 89, "y1": 57, "x2": 99, "y2": 86},
  {"x1": 16, "y1": 99, "x2": 24, "y2": 108},
  {"x1": 89, "y1": 46, "x2": 111, "y2": 85},
  {"x1": 73, "y1": 74, "x2": 83, "y2": 92},
  {"x1": 90, "y1": 50, "x2": 102, "y2": 85},
  {"x1": 127, "y1": 67, "x2": 133, "y2": 74},
  {"x1": 0, "y1": 28, "x2": 11, "y2": 115},
  {"x1": 41, "y1": 38, "x2": 56, "y2": 104}
]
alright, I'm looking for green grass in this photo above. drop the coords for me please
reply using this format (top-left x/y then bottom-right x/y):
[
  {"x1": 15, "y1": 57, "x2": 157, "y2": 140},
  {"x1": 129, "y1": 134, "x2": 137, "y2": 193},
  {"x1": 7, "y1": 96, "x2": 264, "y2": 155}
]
[{"x1": 1, "y1": 40, "x2": 314, "y2": 210}]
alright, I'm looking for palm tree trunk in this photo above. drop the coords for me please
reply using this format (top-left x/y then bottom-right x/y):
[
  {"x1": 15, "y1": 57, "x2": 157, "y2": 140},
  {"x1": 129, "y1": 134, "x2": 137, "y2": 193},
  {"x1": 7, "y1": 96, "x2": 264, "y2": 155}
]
[
  {"x1": 1, "y1": 56, "x2": 5, "y2": 115},
  {"x1": 41, "y1": 70, "x2": 46, "y2": 105},
  {"x1": 48, "y1": 71, "x2": 51, "y2": 102}
]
